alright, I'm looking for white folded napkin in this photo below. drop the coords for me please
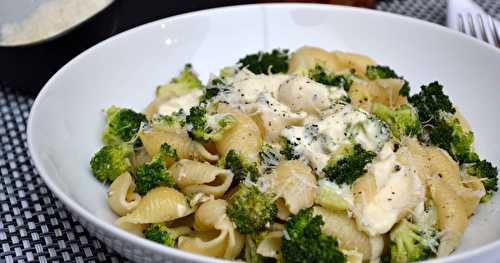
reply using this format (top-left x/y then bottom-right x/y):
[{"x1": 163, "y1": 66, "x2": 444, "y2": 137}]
[{"x1": 447, "y1": 0, "x2": 499, "y2": 37}]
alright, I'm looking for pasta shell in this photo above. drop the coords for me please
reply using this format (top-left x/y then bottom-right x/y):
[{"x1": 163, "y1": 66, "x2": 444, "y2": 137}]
[
  {"x1": 107, "y1": 172, "x2": 141, "y2": 216},
  {"x1": 116, "y1": 187, "x2": 192, "y2": 224},
  {"x1": 430, "y1": 177, "x2": 468, "y2": 257},
  {"x1": 331, "y1": 51, "x2": 376, "y2": 75},
  {"x1": 256, "y1": 231, "x2": 283, "y2": 259},
  {"x1": 178, "y1": 200, "x2": 244, "y2": 259},
  {"x1": 313, "y1": 206, "x2": 379, "y2": 261},
  {"x1": 273, "y1": 160, "x2": 317, "y2": 214},
  {"x1": 169, "y1": 160, "x2": 233, "y2": 198},
  {"x1": 215, "y1": 106, "x2": 262, "y2": 162},
  {"x1": 139, "y1": 126, "x2": 195, "y2": 159}
]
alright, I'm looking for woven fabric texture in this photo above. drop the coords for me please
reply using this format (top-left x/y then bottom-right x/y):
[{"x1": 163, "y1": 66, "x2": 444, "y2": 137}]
[{"x1": 1, "y1": 0, "x2": 498, "y2": 262}]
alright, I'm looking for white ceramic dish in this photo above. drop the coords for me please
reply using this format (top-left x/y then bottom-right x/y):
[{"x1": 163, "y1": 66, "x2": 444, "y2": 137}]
[{"x1": 27, "y1": 4, "x2": 500, "y2": 263}]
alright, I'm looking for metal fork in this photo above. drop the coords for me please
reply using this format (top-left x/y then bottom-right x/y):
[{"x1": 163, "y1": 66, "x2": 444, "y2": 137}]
[{"x1": 457, "y1": 13, "x2": 500, "y2": 47}]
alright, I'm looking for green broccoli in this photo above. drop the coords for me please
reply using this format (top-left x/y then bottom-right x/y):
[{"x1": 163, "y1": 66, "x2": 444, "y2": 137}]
[
  {"x1": 366, "y1": 65, "x2": 399, "y2": 80},
  {"x1": 238, "y1": 49, "x2": 289, "y2": 75},
  {"x1": 227, "y1": 184, "x2": 277, "y2": 234},
  {"x1": 279, "y1": 137, "x2": 300, "y2": 160},
  {"x1": 222, "y1": 150, "x2": 260, "y2": 182},
  {"x1": 372, "y1": 103, "x2": 421, "y2": 139},
  {"x1": 259, "y1": 144, "x2": 283, "y2": 172},
  {"x1": 199, "y1": 78, "x2": 231, "y2": 104},
  {"x1": 409, "y1": 82, "x2": 477, "y2": 163},
  {"x1": 365, "y1": 65, "x2": 411, "y2": 97},
  {"x1": 102, "y1": 106, "x2": 146, "y2": 145},
  {"x1": 428, "y1": 112, "x2": 478, "y2": 164},
  {"x1": 463, "y1": 160, "x2": 498, "y2": 202},
  {"x1": 143, "y1": 223, "x2": 189, "y2": 247},
  {"x1": 322, "y1": 143, "x2": 376, "y2": 185},
  {"x1": 308, "y1": 65, "x2": 353, "y2": 92},
  {"x1": 399, "y1": 82, "x2": 411, "y2": 97},
  {"x1": 151, "y1": 109, "x2": 186, "y2": 128},
  {"x1": 90, "y1": 143, "x2": 134, "y2": 182},
  {"x1": 408, "y1": 81, "x2": 455, "y2": 123},
  {"x1": 185, "y1": 106, "x2": 237, "y2": 142},
  {"x1": 282, "y1": 208, "x2": 346, "y2": 263},
  {"x1": 156, "y1": 64, "x2": 202, "y2": 98},
  {"x1": 135, "y1": 143, "x2": 177, "y2": 195},
  {"x1": 389, "y1": 219, "x2": 439, "y2": 263}
]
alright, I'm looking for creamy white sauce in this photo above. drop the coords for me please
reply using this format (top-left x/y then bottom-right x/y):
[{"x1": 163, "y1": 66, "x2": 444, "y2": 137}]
[
  {"x1": 355, "y1": 143, "x2": 425, "y2": 236},
  {"x1": 223, "y1": 70, "x2": 290, "y2": 104},
  {"x1": 157, "y1": 89, "x2": 203, "y2": 116},
  {"x1": 281, "y1": 105, "x2": 389, "y2": 173}
]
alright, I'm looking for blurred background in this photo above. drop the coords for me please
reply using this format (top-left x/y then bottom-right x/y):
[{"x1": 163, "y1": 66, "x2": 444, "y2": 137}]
[{"x1": 117, "y1": 0, "x2": 377, "y2": 32}]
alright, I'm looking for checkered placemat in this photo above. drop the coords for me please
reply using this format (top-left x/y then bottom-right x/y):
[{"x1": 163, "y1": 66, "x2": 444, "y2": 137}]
[{"x1": 1, "y1": 1, "x2": 498, "y2": 262}]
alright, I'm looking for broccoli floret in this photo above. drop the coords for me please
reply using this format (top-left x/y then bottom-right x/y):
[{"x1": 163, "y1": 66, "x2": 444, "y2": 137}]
[
  {"x1": 308, "y1": 65, "x2": 353, "y2": 91},
  {"x1": 102, "y1": 106, "x2": 146, "y2": 145},
  {"x1": 259, "y1": 144, "x2": 283, "y2": 172},
  {"x1": 135, "y1": 144, "x2": 177, "y2": 195},
  {"x1": 227, "y1": 184, "x2": 277, "y2": 234},
  {"x1": 389, "y1": 219, "x2": 439, "y2": 263},
  {"x1": 408, "y1": 81, "x2": 455, "y2": 123},
  {"x1": 156, "y1": 64, "x2": 202, "y2": 98},
  {"x1": 366, "y1": 65, "x2": 399, "y2": 80},
  {"x1": 90, "y1": 143, "x2": 133, "y2": 182},
  {"x1": 279, "y1": 137, "x2": 300, "y2": 160},
  {"x1": 399, "y1": 81, "x2": 411, "y2": 97},
  {"x1": 238, "y1": 49, "x2": 289, "y2": 74},
  {"x1": 143, "y1": 223, "x2": 182, "y2": 247},
  {"x1": 372, "y1": 103, "x2": 421, "y2": 139},
  {"x1": 463, "y1": 160, "x2": 498, "y2": 202},
  {"x1": 322, "y1": 144, "x2": 376, "y2": 185},
  {"x1": 282, "y1": 208, "x2": 346, "y2": 263},
  {"x1": 428, "y1": 112, "x2": 478, "y2": 164},
  {"x1": 151, "y1": 110, "x2": 186, "y2": 128},
  {"x1": 222, "y1": 150, "x2": 260, "y2": 182},
  {"x1": 185, "y1": 106, "x2": 236, "y2": 142}
]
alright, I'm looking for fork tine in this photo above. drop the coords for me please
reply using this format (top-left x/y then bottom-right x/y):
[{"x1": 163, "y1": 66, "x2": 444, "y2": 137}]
[
  {"x1": 488, "y1": 16, "x2": 500, "y2": 47},
  {"x1": 467, "y1": 13, "x2": 477, "y2": 38},
  {"x1": 458, "y1": 14, "x2": 466, "y2": 33},
  {"x1": 477, "y1": 14, "x2": 489, "y2": 43}
]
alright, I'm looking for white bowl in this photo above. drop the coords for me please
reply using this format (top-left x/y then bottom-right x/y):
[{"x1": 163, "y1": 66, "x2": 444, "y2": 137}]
[{"x1": 27, "y1": 3, "x2": 500, "y2": 263}]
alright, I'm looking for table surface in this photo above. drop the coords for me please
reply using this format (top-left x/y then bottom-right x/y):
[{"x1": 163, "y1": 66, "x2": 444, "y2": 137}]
[{"x1": 1, "y1": 0, "x2": 499, "y2": 262}]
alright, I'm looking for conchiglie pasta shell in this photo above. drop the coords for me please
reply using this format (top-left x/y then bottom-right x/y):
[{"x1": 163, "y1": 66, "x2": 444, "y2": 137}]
[
  {"x1": 430, "y1": 177, "x2": 468, "y2": 257},
  {"x1": 215, "y1": 106, "x2": 262, "y2": 162},
  {"x1": 178, "y1": 199, "x2": 244, "y2": 259},
  {"x1": 288, "y1": 46, "x2": 340, "y2": 74},
  {"x1": 139, "y1": 126, "x2": 195, "y2": 159},
  {"x1": 107, "y1": 172, "x2": 141, "y2": 216},
  {"x1": 426, "y1": 147, "x2": 483, "y2": 216},
  {"x1": 313, "y1": 206, "x2": 376, "y2": 261},
  {"x1": 116, "y1": 187, "x2": 192, "y2": 224},
  {"x1": 256, "y1": 231, "x2": 283, "y2": 259},
  {"x1": 193, "y1": 199, "x2": 228, "y2": 231},
  {"x1": 348, "y1": 79, "x2": 407, "y2": 112},
  {"x1": 169, "y1": 160, "x2": 233, "y2": 198},
  {"x1": 273, "y1": 160, "x2": 317, "y2": 214},
  {"x1": 330, "y1": 51, "x2": 376, "y2": 75}
]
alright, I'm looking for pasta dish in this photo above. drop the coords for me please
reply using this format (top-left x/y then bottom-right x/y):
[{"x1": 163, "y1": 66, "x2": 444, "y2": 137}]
[{"x1": 89, "y1": 46, "x2": 498, "y2": 263}]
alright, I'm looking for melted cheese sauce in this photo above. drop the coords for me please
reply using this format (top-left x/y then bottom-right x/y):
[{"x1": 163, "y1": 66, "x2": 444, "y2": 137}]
[{"x1": 158, "y1": 89, "x2": 203, "y2": 115}]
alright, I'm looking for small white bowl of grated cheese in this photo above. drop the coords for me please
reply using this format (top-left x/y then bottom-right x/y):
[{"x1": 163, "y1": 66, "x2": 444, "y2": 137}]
[{"x1": 0, "y1": 0, "x2": 119, "y2": 94}]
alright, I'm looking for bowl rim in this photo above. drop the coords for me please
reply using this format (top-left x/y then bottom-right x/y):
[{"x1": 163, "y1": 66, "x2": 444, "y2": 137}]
[
  {"x1": 0, "y1": 0, "x2": 117, "y2": 48},
  {"x1": 27, "y1": 3, "x2": 500, "y2": 262}
]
